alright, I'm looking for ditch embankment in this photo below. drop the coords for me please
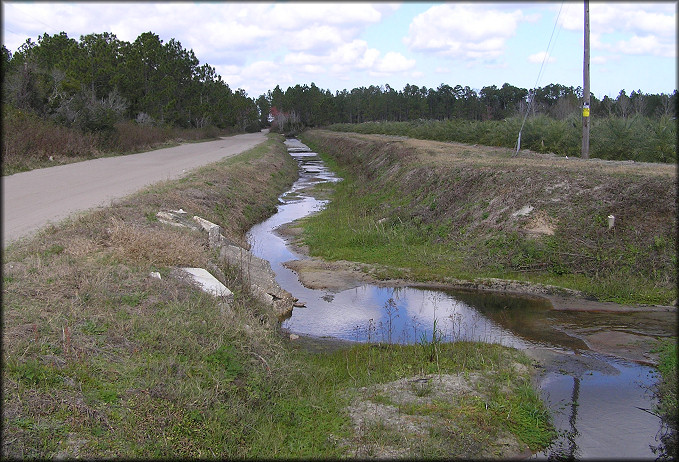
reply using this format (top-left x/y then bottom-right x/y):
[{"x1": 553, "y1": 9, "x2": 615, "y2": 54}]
[
  {"x1": 299, "y1": 129, "x2": 677, "y2": 307},
  {"x1": 2, "y1": 133, "x2": 553, "y2": 458}
]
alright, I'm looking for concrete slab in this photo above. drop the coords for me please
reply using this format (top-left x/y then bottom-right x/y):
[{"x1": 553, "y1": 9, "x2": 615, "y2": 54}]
[{"x1": 180, "y1": 267, "x2": 233, "y2": 299}]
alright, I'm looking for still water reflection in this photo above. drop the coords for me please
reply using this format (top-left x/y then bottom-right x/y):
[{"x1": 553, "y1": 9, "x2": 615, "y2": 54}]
[{"x1": 246, "y1": 138, "x2": 668, "y2": 460}]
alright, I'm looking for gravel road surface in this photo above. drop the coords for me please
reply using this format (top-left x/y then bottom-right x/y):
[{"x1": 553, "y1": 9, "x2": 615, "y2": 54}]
[{"x1": 3, "y1": 131, "x2": 267, "y2": 247}]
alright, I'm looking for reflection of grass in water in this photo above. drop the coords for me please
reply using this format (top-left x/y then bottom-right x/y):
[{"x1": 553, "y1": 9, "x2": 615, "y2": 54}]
[{"x1": 652, "y1": 337, "x2": 677, "y2": 460}]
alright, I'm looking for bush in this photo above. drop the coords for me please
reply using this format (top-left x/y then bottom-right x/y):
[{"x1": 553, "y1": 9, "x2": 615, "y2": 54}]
[{"x1": 2, "y1": 103, "x2": 233, "y2": 174}]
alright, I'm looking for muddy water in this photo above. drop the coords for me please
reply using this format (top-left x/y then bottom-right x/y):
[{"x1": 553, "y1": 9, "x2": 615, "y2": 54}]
[{"x1": 247, "y1": 138, "x2": 673, "y2": 459}]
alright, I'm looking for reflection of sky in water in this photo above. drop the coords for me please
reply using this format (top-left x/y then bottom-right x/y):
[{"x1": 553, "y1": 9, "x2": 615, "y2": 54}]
[
  {"x1": 281, "y1": 284, "x2": 533, "y2": 348},
  {"x1": 248, "y1": 148, "x2": 532, "y2": 348},
  {"x1": 533, "y1": 357, "x2": 659, "y2": 460}
]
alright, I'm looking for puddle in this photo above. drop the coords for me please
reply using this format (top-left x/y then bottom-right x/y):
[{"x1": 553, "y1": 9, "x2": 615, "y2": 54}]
[{"x1": 246, "y1": 138, "x2": 673, "y2": 459}]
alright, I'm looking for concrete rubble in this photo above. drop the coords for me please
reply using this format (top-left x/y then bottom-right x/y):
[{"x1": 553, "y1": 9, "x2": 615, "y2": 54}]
[
  {"x1": 179, "y1": 267, "x2": 234, "y2": 300},
  {"x1": 156, "y1": 210, "x2": 200, "y2": 231},
  {"x1": 156, "y1": 209, "x2": 295, "y2": 319},
  {"x1": 220, "y1": 244, "x2": 296, "y2": 319}
]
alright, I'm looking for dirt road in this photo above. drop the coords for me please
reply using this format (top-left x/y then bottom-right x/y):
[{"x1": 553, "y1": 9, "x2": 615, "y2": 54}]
[{"x1": 2, "y1": 131, "x2": 267, "y2": 247}]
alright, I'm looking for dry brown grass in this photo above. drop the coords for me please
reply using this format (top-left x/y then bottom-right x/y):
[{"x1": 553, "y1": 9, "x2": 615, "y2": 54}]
[
  {"x1": 106, "y1": 217, "x2": 207, "y2": 267},
  {"x1": 2, "y1": 106, "x2": 234, "y2": 175},
  {"x1": 2, "y1": 133, "x2": 301, "y2": 458}
]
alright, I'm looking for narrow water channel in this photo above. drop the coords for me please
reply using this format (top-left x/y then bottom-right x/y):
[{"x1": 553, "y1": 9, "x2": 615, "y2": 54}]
[{"x1": 246, "y1": 138, "x2": 672, "y2": 459}]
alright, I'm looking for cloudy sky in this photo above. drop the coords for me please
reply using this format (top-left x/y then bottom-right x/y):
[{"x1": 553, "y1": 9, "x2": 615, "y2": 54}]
[{"x1": 2, "y1": 2, "x2": 676, "y2": 99}]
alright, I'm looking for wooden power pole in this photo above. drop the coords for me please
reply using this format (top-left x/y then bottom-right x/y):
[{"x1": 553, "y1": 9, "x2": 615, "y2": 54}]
[{"x1": 582, "y1": 0, "x2": 591, "y2": 158}]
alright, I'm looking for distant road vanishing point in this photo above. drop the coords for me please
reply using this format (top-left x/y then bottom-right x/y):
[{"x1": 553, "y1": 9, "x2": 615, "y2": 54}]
[{"x1": 2, "y1": 131, "x2": 267, "y2": 247}]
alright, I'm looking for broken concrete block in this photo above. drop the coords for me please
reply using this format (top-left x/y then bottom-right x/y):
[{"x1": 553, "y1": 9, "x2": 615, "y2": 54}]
[
  {"x1": 192, "y1": 216, "x2": 224, "y2": 248},
  {"x1": 193, "y1": 215, "x2": 219, "y2": 232},
  {"x1": 179, "y1": 267, "x2": 233, "y2": 302},
  {"x1": 208, "y1": 226, "x2": 222, "y2": 249},
  {"x1": 220, "y1": 244, "x2": 295, "y2": 319},
  {"x1": 156, "y1": 211, "x2": 200, "y2": 230},
  {"x1": 512, "y1": 205, "x2": 534, "y2": 217}
]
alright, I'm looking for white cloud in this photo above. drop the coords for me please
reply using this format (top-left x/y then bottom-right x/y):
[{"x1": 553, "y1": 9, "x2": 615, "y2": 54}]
[
  {"x1": 614, "y1": 35, "x2": 674, "y2": 58},
  {"x1": 560, "y1": 3, "x2": 675, "y2": 57},
  {"x1": 269, "y1": 3, "x2": 395, "y2": 29},
  {"x1": 218, "y1": 60, "x2": 295, "y2": 96},
  {"x1": 404, "y1": 4, "x2": 526, "y2": 61},
  {"x1": 591, "y1": 55, "x2": 615, "y2": 65},
  {"x1": 374, "y1": 52, "x2": 415, "y2": 73},
  {"x1": 528, "y1": 51, "x2": 556, "y2": 64},
  {"x1": 283, "y1": 25, "x2": 345, "y2": 52},
  {"x1": 283, "y1": 39, "x2": 415, "y2": 82}
]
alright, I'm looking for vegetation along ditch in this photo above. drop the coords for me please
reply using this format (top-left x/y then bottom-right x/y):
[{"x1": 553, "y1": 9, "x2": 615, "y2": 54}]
[
  {"x1": 4, "y1": 133, "x2": 558, "y2": 459},
  {"x1": 285, "y1": 130, "x2": 675, "y2": 459}
]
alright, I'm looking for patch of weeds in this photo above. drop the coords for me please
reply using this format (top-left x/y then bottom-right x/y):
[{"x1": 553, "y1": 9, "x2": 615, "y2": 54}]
[
  {"x1": 95, "y1": 386, "x2": 119, "y2": 404},
  {"x1": 81, "y1": 319, "x2": 108, "y2": 335},
  {"x1": 205, "y1": 344, "x2": 243, "y2": 380},
  {"x1": 7, "y1": 358, "x2": 62, "y2": 387},
  {"x1": 144, "y1": 211, "x2": 158, "y2": 222},
  {"x1": 651, "y1": 337, "x2": 677, "y2": 460},
  {"x1": 12, "y1": 417, "x2": 36, "y2": 430},
  {"x1": 653, "y1": 235, "x2": 668, "y2": 251},
  {"x1": 120, "y1": 291, "x2": 146, "y2": 307},
  {"x1": 40, "y1": 244, "x2": 65, "y2": 258},
  {"x1": 410, "y1": 379, "x2": 434, "y2": 397},
  {"x1": 369, "y1": 392, "x2": 394, "y2": 406}
]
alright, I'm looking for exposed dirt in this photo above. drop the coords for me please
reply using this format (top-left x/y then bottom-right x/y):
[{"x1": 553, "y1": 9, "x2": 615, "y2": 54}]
[
  {"x1": 340, "y1": 371, "x2": 534, "y2": 459},
  {"x1": 283, "y1": 258, "x2": 375, "y2": 292}
]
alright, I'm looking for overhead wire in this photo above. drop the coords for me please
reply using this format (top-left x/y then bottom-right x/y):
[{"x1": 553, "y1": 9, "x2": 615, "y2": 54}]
[{"x1": 514, "y1": 2, "x2": 565, "y2": 156}]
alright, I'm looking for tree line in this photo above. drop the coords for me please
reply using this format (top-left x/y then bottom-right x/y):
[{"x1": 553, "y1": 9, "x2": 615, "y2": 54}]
[
  {"x1": 2, "y1": 30, "x2": 676, "y2": 142},
  {"x1": 2, "y1": 31, "x2": 261, "y2": 133},
  {"x1": 260, "y1": 82, "x2": 676, "y2": 131}
]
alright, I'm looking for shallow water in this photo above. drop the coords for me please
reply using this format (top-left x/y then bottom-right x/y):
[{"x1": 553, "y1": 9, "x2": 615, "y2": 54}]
[{"x1": 246, "y1": 138, "x2": 671, "y2": 459}]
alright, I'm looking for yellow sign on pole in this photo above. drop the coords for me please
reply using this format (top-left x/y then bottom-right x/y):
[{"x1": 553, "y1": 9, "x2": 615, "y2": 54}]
[{"x1": 583, "y1": 107, "x2": 590, "y2": 117}]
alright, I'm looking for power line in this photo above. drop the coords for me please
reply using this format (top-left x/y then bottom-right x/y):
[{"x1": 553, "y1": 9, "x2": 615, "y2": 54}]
[{"x1": 514, "y1": 2, "x2": 565, "y2": 156}]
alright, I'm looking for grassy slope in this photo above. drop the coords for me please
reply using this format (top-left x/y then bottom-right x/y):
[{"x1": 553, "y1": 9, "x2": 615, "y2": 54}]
[
  {"x1": 299, "y1": 129, "x2": 676, "y2": 305},
  {"x1": 2, "y1": 133, "x2": 552, "y2": 458}
]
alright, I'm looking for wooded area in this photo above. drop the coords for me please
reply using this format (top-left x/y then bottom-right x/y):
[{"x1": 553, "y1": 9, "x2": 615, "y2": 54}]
[
  {"x1": 2, "y1": 30, "x2": 676, "y2": 165},
  {"x1": 262, "y1": 82, "x2": 676, "y2": 129},
  {"x1": 2, "y1": 32, "x2": 260, "y2": 132}
]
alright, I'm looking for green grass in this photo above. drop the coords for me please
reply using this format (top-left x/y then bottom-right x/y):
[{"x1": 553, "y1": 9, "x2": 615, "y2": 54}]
[
  {"x1": 652, "y1": 337, "x2": 678, "y2": 460},
  {"x1": 301, "y1": 341, "x2": 553, "y2": 456},
  {"x1": 300, "y1": 177, "x2": 674, "y2": 304}
]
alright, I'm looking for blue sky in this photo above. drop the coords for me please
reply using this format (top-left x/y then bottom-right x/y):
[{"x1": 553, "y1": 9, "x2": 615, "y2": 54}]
[{"x1": 2, "y1": 2, "x2": 676, "y2": 99}]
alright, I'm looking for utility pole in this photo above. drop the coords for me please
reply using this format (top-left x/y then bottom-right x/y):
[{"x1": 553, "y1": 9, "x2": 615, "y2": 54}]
[{"x1": 582, "y1": 0, "x2": 591, "y2": 158}]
